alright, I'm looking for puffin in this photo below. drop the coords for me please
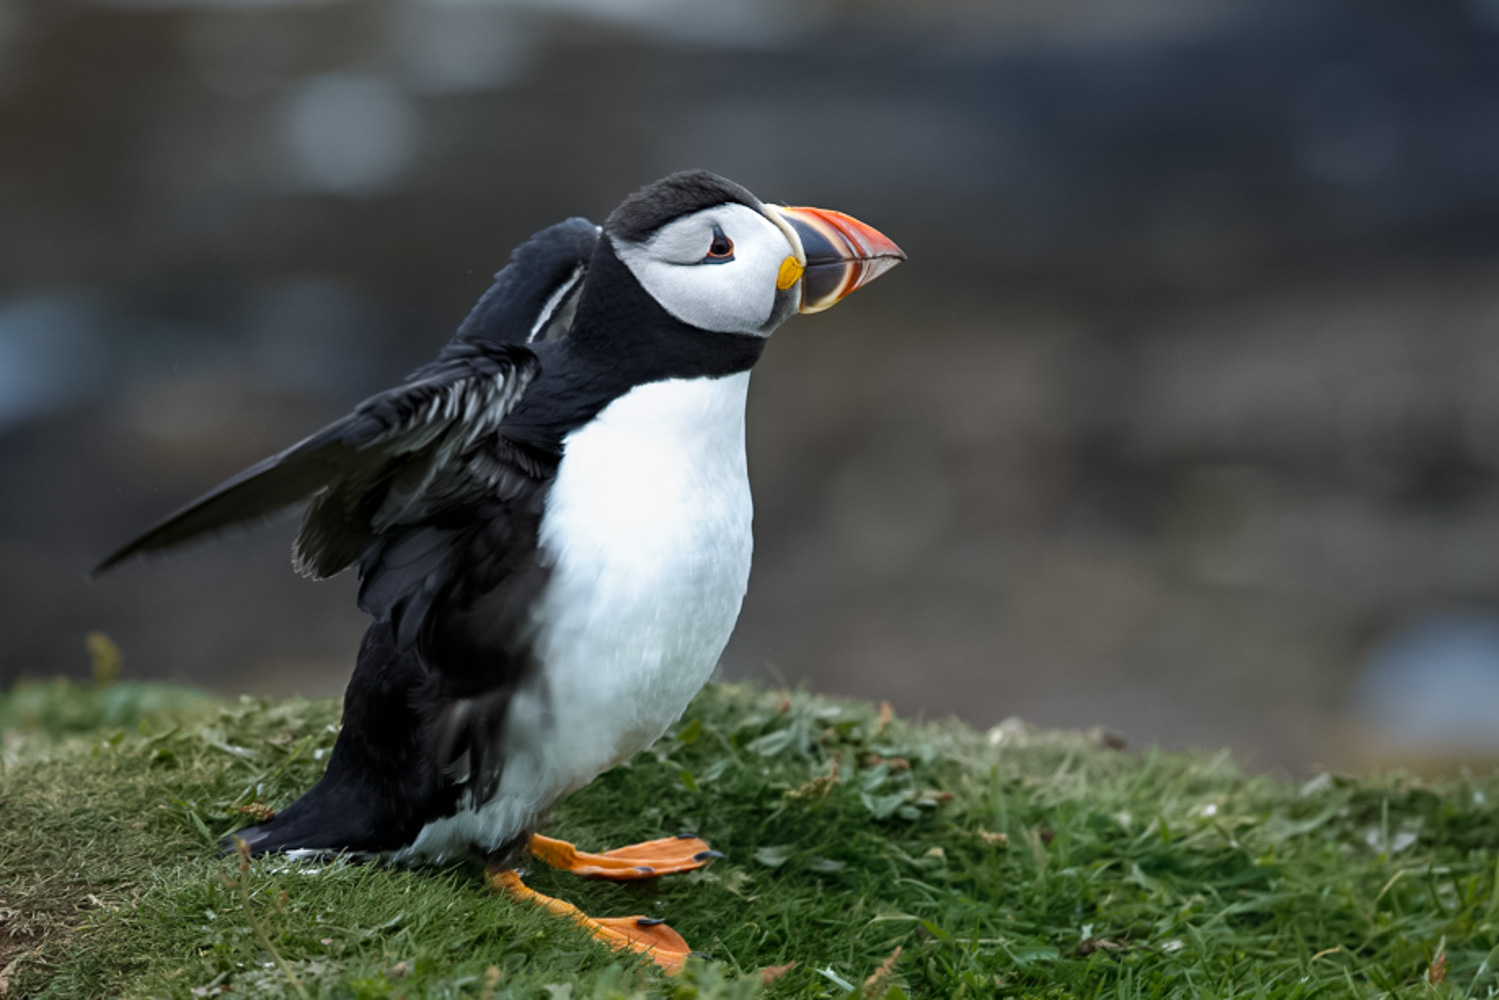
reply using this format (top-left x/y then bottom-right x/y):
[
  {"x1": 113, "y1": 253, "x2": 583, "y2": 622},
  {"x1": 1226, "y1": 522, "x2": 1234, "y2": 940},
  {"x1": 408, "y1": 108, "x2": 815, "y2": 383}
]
[{"x1": 96, "y1": 170, "x2": 904, "y2": 972}]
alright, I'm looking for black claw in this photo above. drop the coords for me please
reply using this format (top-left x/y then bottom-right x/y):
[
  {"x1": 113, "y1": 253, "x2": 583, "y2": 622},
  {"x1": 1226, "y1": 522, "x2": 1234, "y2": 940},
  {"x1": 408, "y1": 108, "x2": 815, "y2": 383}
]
[
  {"x1": 676, "y1": 833, "x2": 699, "y2": 840},
  {"x1": 636, "y1": 917, "x2": 667, "y2": 927},
  {"x1": 688, "y1": 950, "x2": 713, "y2": 960},
  {"x1": 635, "y1": 866, "x2": 656, "y2": 875},
  {"x1": 693, "y1": 850, "x2": 725, "y2": 862}
]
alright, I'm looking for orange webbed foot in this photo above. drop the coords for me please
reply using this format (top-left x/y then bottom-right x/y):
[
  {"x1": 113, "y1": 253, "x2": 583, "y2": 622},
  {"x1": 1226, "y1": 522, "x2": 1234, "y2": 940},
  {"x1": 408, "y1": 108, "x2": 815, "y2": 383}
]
[
  {"x1": 489, "y1": 869, "x2": 695, "y2": 975},
  {"x1": 528, "y1": 833, "x2": 721, "y2": 880}
]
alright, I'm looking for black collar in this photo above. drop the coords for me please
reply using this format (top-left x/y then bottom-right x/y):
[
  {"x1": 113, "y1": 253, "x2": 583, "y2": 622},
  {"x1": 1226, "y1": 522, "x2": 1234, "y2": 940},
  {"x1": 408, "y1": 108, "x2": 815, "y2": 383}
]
[{"x1": 502, "y1": 237, "x2": 766, "y2": 450}]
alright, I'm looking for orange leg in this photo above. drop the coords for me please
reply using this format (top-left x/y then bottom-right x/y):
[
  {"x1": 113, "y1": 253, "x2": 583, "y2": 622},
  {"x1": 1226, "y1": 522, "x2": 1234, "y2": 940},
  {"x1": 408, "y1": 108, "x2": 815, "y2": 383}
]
[
  {"x1": 489, "y1": 868, "x2": 693, "y2": 975},
  {"x1": 528, "y1": 833, "x2": 722, "y2": 880}
]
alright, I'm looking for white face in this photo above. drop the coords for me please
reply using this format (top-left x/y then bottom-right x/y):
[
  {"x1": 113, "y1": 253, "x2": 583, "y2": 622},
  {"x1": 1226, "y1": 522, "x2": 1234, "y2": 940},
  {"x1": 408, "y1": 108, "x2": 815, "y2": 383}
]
[{"x1": 611, "y1": 202, "x2": 800, "y2": 337}]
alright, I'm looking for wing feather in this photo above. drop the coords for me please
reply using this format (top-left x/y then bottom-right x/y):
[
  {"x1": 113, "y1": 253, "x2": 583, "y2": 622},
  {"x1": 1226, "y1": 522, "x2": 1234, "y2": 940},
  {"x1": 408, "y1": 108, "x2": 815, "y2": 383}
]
[
  {"x1": 95, "y1": 216, "x2": 600, "y2": 577},
  {"x1": 92, "y1": 346, "x2": 540, "y2": 577}
]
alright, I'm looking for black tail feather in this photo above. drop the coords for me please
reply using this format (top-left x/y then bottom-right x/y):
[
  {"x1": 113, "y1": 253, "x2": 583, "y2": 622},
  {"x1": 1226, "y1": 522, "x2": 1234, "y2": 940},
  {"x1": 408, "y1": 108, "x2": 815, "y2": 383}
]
[{"x1": 222, "y1": 621, "x2": 459, "y2": 857}]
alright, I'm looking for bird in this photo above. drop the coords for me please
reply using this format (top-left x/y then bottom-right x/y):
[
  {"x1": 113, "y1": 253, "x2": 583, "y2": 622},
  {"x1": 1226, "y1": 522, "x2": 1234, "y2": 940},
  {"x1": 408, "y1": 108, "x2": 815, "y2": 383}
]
[{"x1": 96, "y1": 170, "x2": 904, "y2": 972}]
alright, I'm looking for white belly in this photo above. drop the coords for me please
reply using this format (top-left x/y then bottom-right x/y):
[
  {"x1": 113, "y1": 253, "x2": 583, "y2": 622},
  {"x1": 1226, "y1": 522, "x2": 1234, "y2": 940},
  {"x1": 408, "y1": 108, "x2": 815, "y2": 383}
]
[{"x1": 396, "y1": 373, "x2": 754, "y2": 862}]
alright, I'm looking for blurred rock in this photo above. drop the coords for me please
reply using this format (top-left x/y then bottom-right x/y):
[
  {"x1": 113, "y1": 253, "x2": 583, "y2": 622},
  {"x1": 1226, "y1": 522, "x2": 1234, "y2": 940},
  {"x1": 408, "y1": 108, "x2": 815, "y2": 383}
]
[
  {"x1": 0, "y1": 294, "x2": 112, "y2": 429},
  {"x1": 282, "y1": 74, "x2": 418, "y2": 195},
  {"x1": 1356, "y1": 612, "x2": 1499, "y2": 748}
]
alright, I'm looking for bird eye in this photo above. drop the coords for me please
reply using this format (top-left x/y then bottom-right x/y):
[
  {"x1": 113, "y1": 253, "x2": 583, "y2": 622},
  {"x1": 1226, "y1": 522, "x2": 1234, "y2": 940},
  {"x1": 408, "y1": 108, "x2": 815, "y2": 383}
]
[{"x1": 704, "y1": 226, "x2": 734, "y2": 262}]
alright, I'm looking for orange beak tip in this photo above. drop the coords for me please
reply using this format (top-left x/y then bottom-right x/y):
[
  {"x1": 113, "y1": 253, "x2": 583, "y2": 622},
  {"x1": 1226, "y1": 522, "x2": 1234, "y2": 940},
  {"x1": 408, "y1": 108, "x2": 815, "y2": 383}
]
[{"x1": 771, "y1": 204, "x2": 905, "y2": 312}]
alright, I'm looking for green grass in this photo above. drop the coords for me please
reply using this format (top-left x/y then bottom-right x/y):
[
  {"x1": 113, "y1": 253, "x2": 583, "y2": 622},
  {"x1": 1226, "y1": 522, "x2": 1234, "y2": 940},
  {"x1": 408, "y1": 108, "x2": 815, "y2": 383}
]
[{"x1": 4, "y1": 678, "x2": 1499, "y2": 998}]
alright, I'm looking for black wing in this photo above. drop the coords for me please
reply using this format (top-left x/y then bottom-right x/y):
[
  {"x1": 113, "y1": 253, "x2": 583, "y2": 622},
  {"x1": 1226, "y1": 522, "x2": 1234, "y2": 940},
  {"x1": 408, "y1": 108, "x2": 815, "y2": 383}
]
[
  {"x1": 92, "y1": 343, "x2": 542, "y2": 579},
  {"x1": 94, "y1": 216, "x2": 600, "y2": 578},
  {"x1": 453, "y1": 216, "x2": 597, "y2": 348}
]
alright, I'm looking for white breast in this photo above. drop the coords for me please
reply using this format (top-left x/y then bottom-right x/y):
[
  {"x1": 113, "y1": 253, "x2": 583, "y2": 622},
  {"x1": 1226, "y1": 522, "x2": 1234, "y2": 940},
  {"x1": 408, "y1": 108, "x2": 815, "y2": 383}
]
[{"x1": 396, "y1": 373, "x2": 754, "y2": 862}]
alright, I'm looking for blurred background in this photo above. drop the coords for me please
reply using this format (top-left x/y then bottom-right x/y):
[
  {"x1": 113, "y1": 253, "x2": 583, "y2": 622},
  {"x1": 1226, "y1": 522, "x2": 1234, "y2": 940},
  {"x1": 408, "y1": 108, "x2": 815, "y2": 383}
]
[{"x1": 5, "y1": 0, "x2": 1499, "y2": 773}]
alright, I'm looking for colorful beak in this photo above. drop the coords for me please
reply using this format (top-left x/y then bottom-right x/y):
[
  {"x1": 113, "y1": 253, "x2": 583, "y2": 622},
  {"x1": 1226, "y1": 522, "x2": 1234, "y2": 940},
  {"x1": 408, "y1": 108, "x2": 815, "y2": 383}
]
[{"x1": 767, "y1": 205, "x2": 906, "y2": 313}]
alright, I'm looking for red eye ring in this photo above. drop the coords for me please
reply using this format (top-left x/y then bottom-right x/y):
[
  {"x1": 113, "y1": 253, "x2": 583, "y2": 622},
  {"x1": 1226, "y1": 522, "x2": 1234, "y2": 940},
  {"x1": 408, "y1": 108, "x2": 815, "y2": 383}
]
[{"x1": 705, "y1": 225, "x2": 734, "y2": 261}]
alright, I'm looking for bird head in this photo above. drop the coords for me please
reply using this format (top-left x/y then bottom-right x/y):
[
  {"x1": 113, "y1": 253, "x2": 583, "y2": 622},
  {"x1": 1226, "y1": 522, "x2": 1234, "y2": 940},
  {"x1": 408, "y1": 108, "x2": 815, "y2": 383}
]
[{"x1": 605, "y1": 171, "x2": 905, "y2": 338}]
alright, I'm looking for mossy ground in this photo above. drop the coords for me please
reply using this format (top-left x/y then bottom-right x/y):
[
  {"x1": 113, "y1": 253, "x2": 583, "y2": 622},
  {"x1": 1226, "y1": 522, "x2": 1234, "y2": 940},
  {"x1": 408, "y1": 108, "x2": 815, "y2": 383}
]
[{"x1": 4, "y1": 678, "x2": 1499, "y2": 998}]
